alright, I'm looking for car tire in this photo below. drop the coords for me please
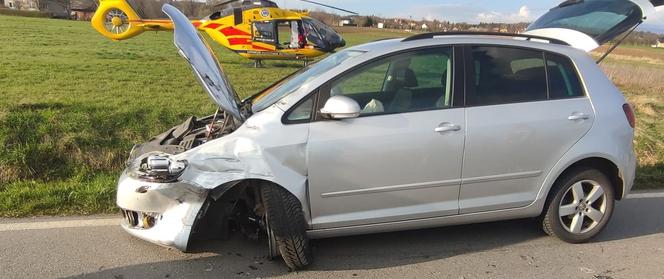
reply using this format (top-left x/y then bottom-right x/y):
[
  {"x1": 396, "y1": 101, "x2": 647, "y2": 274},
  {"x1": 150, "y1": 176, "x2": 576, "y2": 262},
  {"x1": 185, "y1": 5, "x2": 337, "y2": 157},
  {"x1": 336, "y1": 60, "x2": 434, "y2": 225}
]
[
  {"x1": 542, "y1": 167, "x2": 615, "y2": 243},
  {"x1": 260, "y1": 184, "x2": 312, "y2": 270}
]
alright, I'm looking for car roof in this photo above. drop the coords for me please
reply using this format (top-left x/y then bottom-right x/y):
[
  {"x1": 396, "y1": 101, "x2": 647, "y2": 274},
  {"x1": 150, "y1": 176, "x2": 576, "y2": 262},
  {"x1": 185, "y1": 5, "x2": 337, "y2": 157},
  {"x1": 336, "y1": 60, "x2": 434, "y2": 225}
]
[{"x1": 347, "y1": 34, "x2": 586, "y2": 58}]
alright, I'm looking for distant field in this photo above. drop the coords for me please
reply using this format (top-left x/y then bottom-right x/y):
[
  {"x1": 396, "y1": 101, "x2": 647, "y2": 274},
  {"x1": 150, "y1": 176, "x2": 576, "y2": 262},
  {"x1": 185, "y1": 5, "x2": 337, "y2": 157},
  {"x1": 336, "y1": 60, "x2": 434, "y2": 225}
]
[{"x1": 0, "y1": 15, "x2": 661, "y2": 217}]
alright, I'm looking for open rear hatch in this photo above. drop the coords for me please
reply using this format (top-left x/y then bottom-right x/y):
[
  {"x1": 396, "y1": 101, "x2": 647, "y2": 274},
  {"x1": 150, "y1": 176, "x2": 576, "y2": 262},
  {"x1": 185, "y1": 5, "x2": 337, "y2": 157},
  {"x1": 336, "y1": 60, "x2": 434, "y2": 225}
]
[{"x1": 525, "y1": 0, "x2": 661, "y2": 52}]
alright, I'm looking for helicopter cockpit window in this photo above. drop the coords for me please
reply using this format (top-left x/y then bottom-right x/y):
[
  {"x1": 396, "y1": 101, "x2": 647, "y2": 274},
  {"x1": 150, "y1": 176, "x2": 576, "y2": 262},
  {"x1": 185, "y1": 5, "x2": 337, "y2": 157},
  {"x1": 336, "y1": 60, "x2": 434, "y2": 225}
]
[
  {"x1": 310, "y1": 18, "x2": 341, "y2": 43},
  {"x1": 302, "y1": 20, "x2": 325, "y2": 49},
  {"x1": 302, "y1": 18, "x2": 344, "y2": 51},
  {"x1": 253, "y1": 21, "x2": 276, "y2": 44}
]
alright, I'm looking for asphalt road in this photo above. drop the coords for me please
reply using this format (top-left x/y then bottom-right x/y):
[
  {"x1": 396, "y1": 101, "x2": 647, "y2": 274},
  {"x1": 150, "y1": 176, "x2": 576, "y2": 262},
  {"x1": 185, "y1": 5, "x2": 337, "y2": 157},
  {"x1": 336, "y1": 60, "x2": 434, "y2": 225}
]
[{"x1": 1, "y1": 192, "x2": 663, "y2": 279}]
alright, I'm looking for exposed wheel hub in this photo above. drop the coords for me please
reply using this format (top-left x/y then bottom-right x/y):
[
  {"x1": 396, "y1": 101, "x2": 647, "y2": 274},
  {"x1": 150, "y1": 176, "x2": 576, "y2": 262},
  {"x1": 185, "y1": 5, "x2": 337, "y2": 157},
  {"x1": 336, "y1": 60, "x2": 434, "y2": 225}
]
[{"x1": 577, "y1": 202, "x2": 588, "y2": 212}]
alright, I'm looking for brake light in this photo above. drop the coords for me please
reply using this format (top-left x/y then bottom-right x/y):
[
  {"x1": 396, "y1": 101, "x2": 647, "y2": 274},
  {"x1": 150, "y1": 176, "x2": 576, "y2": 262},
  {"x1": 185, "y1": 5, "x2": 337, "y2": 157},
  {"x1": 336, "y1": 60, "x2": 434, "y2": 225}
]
[{"x1": 622, "y1": 103, "x2": 635, "y2": 128}]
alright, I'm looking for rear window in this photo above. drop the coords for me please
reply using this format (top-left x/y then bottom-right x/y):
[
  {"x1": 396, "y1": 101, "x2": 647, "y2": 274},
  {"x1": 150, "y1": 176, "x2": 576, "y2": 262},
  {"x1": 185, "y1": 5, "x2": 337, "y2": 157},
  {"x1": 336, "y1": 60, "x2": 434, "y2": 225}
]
[
  {"x1": 468, "y1": 46, "x2": 585, "y2": 106},
  {"x1": 469, "y1": 46, "x2": 548, "y2": 106}
]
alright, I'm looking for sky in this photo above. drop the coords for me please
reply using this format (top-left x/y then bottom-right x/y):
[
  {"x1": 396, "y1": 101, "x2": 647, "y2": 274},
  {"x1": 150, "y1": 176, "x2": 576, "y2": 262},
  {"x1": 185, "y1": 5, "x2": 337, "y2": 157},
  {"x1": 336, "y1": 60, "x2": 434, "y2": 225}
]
[{"x1": 280, "y1": 0, "x2": 664, "y2": 33}]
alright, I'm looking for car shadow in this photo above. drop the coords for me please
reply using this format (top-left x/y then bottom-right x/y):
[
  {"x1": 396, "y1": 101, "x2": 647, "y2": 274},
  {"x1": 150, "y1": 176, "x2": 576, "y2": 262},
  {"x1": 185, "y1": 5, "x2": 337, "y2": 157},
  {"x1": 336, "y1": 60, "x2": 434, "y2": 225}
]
[
  {"x1": 593, "y1": 195, "x2": 664, "y2": 242},
  {"x1": 68, "y1": 196, "x2": 662, "y2": 278}
]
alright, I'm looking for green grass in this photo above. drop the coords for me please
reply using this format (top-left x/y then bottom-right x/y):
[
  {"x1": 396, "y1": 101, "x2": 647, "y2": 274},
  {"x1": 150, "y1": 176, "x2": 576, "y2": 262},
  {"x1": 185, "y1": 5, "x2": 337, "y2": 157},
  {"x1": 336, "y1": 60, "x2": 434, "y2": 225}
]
[
  {"x1": 0, "y1": 15, "x2": 402, "y2": 217},
  {"x1": 598, "y1": 60, "x2": 664, "y2": 189},
  {"x1": 0, "y1": 15, "x2": 661, "y2": 217}
]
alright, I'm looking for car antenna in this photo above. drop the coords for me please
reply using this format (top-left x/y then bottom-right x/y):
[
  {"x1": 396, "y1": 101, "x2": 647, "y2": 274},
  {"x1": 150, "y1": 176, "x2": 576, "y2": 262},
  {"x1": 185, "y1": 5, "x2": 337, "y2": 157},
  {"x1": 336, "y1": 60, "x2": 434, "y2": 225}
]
[{"x1": 597, "y1": 21, "x2": 643, "y2": 64}]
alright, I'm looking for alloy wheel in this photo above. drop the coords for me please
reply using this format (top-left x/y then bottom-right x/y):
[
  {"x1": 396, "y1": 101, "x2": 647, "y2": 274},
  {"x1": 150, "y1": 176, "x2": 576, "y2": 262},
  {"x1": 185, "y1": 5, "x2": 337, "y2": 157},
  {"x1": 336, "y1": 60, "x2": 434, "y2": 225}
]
[{"x1": 558, "y1": 179, "x2": 607, "y2": 234}]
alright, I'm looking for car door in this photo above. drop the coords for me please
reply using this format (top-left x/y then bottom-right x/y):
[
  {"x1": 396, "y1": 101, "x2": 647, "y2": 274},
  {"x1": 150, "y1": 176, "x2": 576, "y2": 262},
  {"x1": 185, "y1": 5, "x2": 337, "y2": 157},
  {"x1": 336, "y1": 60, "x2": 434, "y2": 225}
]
[
  {"x1": 459, "y1": 45, "x2": 594, "y2": 214},
  {"x1": 307, "y1": 47, "x2": 465, "y2": 229}
]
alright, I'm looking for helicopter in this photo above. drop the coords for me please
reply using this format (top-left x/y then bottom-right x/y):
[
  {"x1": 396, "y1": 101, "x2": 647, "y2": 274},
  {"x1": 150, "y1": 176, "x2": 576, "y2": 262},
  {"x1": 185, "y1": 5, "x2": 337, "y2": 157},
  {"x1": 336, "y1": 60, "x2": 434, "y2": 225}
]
[{"x1": 91, "y1": 0, "x2": 357, "y2": 66}]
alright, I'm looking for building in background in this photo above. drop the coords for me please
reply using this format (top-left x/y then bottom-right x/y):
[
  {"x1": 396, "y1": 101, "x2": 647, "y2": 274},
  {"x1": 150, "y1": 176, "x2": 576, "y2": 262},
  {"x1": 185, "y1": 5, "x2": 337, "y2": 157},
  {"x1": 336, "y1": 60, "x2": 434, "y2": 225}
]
[
  {"x1": 3, "y1": 0, "x2": 95, "y2": 19},
  {"x1": 70, "y1": 0, "x2": 96, "y2": 20},
  {"x1": 652, "y1": 40, "x2": 664, "y2": 48},
  {"x1": 339, "y1": 18, "x2": 356, "y2": 27}
]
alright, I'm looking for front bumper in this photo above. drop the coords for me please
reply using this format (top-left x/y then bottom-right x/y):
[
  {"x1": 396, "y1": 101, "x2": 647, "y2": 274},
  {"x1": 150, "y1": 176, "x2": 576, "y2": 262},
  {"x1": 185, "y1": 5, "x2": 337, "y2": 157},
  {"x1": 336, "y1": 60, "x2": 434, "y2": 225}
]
[{"x1": 116, "y1": 171, "x2": 208, "y2": 251}]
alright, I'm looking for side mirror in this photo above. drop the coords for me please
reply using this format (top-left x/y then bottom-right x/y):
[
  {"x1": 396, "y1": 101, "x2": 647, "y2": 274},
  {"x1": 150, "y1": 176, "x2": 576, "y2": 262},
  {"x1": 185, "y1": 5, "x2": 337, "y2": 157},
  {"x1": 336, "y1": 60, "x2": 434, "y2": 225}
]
[{"x1": 320, "y1": 95, "x2": 361, "y2": 120}]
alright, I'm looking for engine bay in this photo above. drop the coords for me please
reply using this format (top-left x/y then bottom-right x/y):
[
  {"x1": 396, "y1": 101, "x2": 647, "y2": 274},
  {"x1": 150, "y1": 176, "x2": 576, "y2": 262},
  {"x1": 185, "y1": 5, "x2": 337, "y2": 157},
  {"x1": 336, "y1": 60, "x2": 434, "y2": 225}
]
[{"x1": 128, "y1": 110, "x2": 239, "y2": 161}]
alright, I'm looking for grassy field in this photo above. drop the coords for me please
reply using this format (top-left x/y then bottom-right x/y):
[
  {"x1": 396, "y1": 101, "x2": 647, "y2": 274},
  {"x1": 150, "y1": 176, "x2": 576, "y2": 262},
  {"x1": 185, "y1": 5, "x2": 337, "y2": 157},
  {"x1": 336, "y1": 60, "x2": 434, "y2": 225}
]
[
  {"x1": 594, "y1": 46, "x2": 664, "y2": 189},
  {"x1": 0, "y1": 15, "x2": 662, "y2": 217}
]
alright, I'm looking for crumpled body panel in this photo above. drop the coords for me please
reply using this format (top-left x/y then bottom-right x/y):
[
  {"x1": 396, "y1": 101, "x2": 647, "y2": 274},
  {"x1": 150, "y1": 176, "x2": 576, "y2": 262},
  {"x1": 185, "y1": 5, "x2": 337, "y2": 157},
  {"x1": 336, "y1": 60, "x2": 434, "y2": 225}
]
[{"x1": 116, "y1": 106, "x2": 310, "y2": 251}]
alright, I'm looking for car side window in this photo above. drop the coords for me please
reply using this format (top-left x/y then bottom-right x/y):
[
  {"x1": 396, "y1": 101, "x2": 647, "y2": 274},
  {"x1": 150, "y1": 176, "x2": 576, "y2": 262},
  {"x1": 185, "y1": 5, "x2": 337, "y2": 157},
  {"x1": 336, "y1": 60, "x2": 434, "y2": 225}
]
[
  {"x1": 468, "y1": 46, "x2": 548, "y2": 106},
  {"x1": 545, "y1": 53, "x2": 585, "y2": 99},
  {"x1": 333, "y1": 61, "x2": 389, "y2": 96},
  {"x1": 286, "y1": 97, "x2": 314, "y2": 122},
  {"x1": 329, "y1": 47, "x2": 454, "y2": 115}
]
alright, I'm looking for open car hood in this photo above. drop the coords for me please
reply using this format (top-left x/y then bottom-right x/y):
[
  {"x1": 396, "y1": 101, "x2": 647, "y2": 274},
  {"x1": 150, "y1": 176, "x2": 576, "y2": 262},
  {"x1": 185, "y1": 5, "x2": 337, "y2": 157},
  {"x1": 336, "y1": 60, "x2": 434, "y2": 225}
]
[
  {"x1": 525, "y1": 0, "x2": 661, "y2": 52},
  {"x1": 162, "y1": 4, "x2": 244, "y2": 121}
]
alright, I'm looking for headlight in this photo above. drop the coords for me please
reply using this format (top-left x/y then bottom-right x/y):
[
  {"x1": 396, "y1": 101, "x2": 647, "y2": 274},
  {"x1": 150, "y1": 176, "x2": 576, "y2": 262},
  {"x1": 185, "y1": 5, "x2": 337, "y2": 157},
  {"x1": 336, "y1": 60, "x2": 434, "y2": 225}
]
[{"x1": 127, "y1": 152, "x2": 187, "y2": 182}]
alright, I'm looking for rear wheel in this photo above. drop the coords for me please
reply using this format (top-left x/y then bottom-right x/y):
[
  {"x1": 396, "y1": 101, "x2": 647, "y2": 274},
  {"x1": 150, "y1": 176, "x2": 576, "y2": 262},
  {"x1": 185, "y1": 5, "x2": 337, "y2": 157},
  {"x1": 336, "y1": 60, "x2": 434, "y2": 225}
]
[
  {"x1": 542, "y1": 167, "x2": 615, "y2": 243},
  {"x1": 260, "y1": 185, "x2": 312, "y2": 270}
]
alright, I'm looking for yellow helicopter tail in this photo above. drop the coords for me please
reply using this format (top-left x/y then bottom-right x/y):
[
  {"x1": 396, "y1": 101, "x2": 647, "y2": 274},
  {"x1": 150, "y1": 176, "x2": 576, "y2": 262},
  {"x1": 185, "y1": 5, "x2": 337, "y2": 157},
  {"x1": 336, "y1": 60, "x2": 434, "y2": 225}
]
[{"x1": 91, "y1": 0, "x2": 175, "y2": 41}]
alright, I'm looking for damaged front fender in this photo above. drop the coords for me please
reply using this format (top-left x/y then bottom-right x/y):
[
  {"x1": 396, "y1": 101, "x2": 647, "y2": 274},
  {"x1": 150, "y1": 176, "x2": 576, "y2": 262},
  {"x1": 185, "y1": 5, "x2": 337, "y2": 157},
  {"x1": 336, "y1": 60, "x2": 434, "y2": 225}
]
[
  {"x1": 171, "y1": 106, "x2": 310, "y2": 208},
  {"x1": 117, "y1": 106, "x2": 311, "y2": 251}
]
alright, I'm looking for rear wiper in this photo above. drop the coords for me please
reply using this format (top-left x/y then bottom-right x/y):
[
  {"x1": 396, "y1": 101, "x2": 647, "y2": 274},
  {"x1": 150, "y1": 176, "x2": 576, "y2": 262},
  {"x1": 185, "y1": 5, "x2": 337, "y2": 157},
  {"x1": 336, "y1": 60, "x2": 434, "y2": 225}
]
[{"x1": 558, "y1": 0, "x2": 584, "y2": 8}]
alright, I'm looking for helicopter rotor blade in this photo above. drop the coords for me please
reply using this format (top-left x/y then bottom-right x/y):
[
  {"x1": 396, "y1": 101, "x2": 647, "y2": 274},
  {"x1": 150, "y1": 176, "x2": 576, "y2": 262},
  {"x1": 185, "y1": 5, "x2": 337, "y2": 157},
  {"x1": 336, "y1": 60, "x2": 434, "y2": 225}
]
[
  {"x1": 297, "y1": 0, "x2": 358, "y2": 15},
  {"x1": 214, "y1": 0, "x2": 241, "y2": 8}
]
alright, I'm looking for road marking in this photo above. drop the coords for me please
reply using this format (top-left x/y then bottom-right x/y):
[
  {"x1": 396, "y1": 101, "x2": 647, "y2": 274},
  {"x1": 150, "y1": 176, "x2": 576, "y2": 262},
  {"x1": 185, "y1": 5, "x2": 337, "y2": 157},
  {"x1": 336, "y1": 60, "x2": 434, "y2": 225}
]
[
  {"x1": 0, "y1": 191, "x2": 662, "y2": 232},
  {"x1": 0, "y1": 218, "x2": 121, "y2": 232},
  {"x1": 628, "y1": 191, "x2": 664, "y2": 199}
]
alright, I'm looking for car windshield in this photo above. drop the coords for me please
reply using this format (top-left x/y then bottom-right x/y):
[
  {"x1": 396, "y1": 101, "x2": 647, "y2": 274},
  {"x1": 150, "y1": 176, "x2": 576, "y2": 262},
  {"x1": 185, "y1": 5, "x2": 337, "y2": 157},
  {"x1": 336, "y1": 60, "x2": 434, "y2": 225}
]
[{"x1": 251, "y1": 49, "x2": 365, "y2": 112}]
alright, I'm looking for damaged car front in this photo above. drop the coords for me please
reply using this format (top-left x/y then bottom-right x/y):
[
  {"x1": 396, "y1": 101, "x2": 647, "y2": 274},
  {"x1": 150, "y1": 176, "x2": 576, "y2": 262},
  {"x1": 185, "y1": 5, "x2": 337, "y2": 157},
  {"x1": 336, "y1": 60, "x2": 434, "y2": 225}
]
[{"x1": 115, "y1": 4, "x2": 311, "y2": 251}]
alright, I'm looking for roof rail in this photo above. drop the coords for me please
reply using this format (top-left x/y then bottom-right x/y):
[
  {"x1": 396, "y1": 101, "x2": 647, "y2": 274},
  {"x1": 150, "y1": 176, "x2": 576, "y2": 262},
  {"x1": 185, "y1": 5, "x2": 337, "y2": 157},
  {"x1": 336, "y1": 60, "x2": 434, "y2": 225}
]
[{"x1": 401, "y1": 31, "x2": 570, "y2": 46}]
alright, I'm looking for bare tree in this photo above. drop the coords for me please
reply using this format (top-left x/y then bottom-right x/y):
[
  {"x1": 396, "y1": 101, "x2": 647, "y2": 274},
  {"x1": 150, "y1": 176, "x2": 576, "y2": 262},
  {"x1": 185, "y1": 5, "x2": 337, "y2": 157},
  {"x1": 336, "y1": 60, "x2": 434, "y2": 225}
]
[
  {"x1": 133, "y1": 0, "x2": 167, "y2": 18},
  {"x1": 174, "y1": 0, "x2": 204, "y2": 17},
  {"x1": 13, "y1": 0, "x2": 23, "y2": 10},
  {"x1": 49, "y1": 0, "x2": 72, "y2": 17}
]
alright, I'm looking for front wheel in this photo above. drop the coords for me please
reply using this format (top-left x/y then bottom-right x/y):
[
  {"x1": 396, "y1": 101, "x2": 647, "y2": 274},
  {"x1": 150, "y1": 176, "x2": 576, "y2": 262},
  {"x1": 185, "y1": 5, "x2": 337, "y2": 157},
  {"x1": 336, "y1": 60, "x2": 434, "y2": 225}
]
[
  {"x1": 261, "y1": 185, "x2": 312, "y2": 270},
  {"x1": 542, "y1": 167, "x2": 615, "y2": 243}
]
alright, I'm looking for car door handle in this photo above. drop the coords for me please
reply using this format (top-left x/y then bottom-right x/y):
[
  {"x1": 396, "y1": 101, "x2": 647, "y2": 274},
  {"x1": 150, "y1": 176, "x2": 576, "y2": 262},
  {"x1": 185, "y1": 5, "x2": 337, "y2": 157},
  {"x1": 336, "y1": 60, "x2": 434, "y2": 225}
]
[
  {"x1": 434, "y1": 122, "x2": 461, "y2": 133},
  {"x1": 568, "y1": 112, "x2": 591, "y2": 121}
]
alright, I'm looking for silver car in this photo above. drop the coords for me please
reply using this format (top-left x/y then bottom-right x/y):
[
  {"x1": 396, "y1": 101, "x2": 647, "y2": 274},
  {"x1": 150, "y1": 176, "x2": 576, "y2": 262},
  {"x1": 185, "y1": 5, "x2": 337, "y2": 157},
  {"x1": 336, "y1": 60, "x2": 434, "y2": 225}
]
[{"x1": 116, "y1": 0, "x2": 658, "y2": 270}]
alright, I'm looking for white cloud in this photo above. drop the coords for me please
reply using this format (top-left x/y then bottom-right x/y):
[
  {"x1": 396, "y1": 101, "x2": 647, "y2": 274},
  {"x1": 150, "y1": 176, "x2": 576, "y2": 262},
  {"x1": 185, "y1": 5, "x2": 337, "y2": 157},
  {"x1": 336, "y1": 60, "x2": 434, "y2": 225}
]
[
  {"x1": 638, "y1": 6, "x2": 664, "y2": 33},
  {"x1": 475, "y1": 5, "x2": 533, "y2": 23},
  {"x1": 649, "y1": 6, "x2": 664, "y2": 24},
  {"x1": 518, "y1": 6, "x2": 530, "y2": 18},
  {"x1": 406, "y1": 4, "x2": 535, "y2": 23}
]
